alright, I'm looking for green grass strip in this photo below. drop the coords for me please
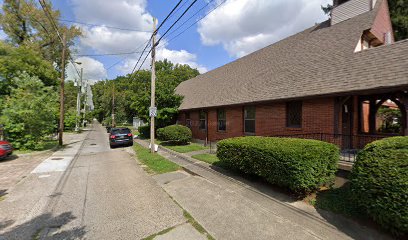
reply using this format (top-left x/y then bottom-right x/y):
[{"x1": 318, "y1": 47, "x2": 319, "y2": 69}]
[
  {"x1": 133, "y1": 143, "x2": 180, "y2": 174},
  {"x1": 164, "y1": 143, "x2": 208, "y2": 153},
  {"x1": 191, "y1": 154, "x2": 219, "y2": 164}
]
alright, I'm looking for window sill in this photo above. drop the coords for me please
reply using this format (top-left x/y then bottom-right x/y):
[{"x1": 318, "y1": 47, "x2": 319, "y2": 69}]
[
  {"x1": 286, "y1": 127, "x2": 302, "y2": 131},
  {"x1": 244, "y1": 132, "x2": 256, "y2": 136}
]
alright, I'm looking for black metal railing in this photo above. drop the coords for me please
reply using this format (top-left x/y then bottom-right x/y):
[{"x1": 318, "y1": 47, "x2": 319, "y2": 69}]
[{"x1": 271, "y1": 133, "x2": 390, "y2": 162}]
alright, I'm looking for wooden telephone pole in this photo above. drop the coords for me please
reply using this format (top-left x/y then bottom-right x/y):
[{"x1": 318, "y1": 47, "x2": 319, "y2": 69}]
[
  {"x1": 58, "y1": 32, "x2": 67, "y2": 146},
  {"x1": 150, "y1": 18, "x2": 157, "y2": 153},
  {"x1": 112, "y1": 82, "x2": 116, "y2": 127}
]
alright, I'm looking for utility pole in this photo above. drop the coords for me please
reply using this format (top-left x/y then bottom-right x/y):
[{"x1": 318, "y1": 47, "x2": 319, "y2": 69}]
[
  {"x1": 75, "y1": 67, "x2": 83, "y2": 132},
  {"x1": 58, "y1": 32, "x2": 66, "y2": 146},
  {"x1": 112, "y1": 82, "x2": 116, "y2": 127},
  {"x1": 82, "y1": 78, "x2": 88, "y2": 128},
  {"x1": 150, "y1": 18, "x2": 157, "y2": 153}
]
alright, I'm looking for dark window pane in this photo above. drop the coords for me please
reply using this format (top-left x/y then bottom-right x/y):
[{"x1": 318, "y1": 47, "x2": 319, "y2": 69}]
[
  {"x1": 217, "y1": 109, "x2": 226, "y2": 131},
  {"x1": 199, "y1": 110, "x2": 207, "y2": 130},
  {"x1": 111, "y1": 128, "x2": 131, "y2": 134},
  {"x1": 199, "y1": 110, "x2": 206, "y2": 120},
  {"x1": 244, "y1": 120, "x2": 255, "y2": 133},
  {"x1": 186, "y1": 119, "x2": 192, "y2": 128},
  {"x1": 199, "y1": 120, "x2": 206, "y2": 130},
  {"x1": 218, "y1": 120, "x2": 226, "y2": 131},
  {"x1": 244, "y1": 106, "x2": 255, "y2": 119},
  {"x1": 286, "y1": 101, "x2": 302, "y2": 128},
  {"x1": 185, "y1": 112, "x2": 190, "y2": 120}
]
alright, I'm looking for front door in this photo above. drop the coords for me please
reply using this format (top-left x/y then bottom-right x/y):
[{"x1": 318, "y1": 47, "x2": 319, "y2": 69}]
[{"x1": 342, "y1": 99, "x2": 353, "y2": 149}]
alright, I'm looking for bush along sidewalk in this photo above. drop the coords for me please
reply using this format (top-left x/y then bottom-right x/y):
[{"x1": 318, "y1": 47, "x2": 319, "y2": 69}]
[
  {"x1": 157, "y1": 124, "x2": 192, "y2": 145},
  {"x1": 350, "y1": 136, "x2": 408, "y2": 237},
  {"x1": 216, "y1": 137, "x2": 339, "y2": 195}
]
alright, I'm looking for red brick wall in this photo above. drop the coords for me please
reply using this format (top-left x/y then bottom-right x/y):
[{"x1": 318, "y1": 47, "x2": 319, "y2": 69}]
[
  {"x1": 371, "y1": 0, "x2": 394, "y2": 43},
  {"x1": 180, "y1": 97, "x2": 337, "y2": 141}
]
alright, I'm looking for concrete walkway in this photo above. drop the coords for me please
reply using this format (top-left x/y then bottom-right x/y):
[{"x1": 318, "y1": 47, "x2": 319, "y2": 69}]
[
  {"x1": 0, "y1": 124, "x2": 206, "y2": 239},
  {"x1": 136, "y1": 139, "x2": 391, "y2": 240}
]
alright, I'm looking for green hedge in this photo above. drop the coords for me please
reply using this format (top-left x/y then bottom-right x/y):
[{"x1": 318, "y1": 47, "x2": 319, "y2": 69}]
[
  {"x1": 138, "y1": 125, "x2": 150, "y2": 139},
  {"x1": 350, "y1": 136, "x2": 408, "y2": 236},
  {"x1": 216, "y1": 137, "x2": 339, "y2": 194},
  {"x1": 157, "y1": 124, "x2": 192, "y2": 145}
]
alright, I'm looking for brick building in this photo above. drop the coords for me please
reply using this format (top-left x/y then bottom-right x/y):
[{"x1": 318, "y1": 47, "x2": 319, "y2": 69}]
[{"x1": 175, "y1": 0, "x2": 408, "y2": 150}]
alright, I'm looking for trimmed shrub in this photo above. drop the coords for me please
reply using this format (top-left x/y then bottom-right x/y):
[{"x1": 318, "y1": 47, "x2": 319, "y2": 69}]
[
  {"x1": 157, "y1": 125, "x2": 192, "y2": 145},
  {"x1": 216, "y1": 137, "x2": 339, "y2": 194},
  {"x1": 350, "y1": 136, "x2": 408, "y2": 236},
  {"x1": 138, "y1": 125, "x2": 150, "y2": 139}
]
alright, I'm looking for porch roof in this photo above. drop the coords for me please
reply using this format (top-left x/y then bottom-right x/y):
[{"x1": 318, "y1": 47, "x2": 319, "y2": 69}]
[{"x1": 176, "y1": 4, "x2": 408, "y2": 111}]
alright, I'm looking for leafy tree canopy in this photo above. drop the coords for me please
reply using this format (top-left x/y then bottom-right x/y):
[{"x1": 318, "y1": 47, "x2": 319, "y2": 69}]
[
  {"x1": 0, "y1": 41, "x2": 59, "y2": 95},
  {"x1": 91, "y1": 59, "x2": 200, "y2": 128},
  {"x1": 0, "y1": 72, "x2": 58, "y2": 149},
  {"x1": 0, "y1": 0, "x2": 81, "y2": 68}
]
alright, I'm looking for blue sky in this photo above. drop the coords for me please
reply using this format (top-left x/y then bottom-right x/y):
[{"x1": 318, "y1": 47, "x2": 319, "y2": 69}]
[{"x1": 1, "y1": 0, "x2": 331, "y2": 82}]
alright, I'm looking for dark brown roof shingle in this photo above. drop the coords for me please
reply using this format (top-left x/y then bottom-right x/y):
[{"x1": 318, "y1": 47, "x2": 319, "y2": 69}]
[{"x1": 176, "y1": 7, "x2": 408, "y2": 110}]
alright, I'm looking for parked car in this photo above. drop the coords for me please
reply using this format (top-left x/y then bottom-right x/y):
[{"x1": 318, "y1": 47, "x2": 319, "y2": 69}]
[
  {"x1": 0, "y1": 141, "x2": 13, "y2": 159},
  {"x1": 109, "y1": 128, "x2": 133, "y2": 148}
]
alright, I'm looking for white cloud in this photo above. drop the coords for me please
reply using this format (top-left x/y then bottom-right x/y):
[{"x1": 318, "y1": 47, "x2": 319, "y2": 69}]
[
  {"x1": 68, "y1": 0, "x2": 206, "y2": 75},
  {"x1": 66, "y1": 57, "x2": 108, "y2": 84},
  {"x1": 198, "y1": 0, "x2": 331, "y2": 57}
]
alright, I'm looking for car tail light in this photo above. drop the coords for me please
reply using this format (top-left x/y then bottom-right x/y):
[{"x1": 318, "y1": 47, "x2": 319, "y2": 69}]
[
  {"x1": 127, "y1": 133, "x2": 132, "y2": 137},
  {"x1": 110, "y1": 135, "x2": 116, "y2": 139}
]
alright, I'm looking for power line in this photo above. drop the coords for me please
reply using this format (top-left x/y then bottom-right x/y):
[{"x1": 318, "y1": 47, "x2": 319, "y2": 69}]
[
  {"x1": 131, "y1": 0, "x2": 200, "y2": 77},
  {"x1": 38, "y1": 0, "x2": 82, "y2": 78},
  {"x1": 106, "y1": 39, "x2": 149, "y2": 71},
  {"x1": 73, "y1": 50, "x2": 144, "y2": 57},
  {"x1": 165, "y1": 0, "x2": 214, "y2": 41},
  {"x1": 166, "y1": 0, "x2": 228, "y2": 44},
  {"x1": 59, "y1": 19, "x2": 152, "y2": 33},
  {"x1": 128, "y1": 0, "x2": 185, "y2": 80},
  {"x1": 156, "y1": 0, "x2": 199, "y2": 46}
]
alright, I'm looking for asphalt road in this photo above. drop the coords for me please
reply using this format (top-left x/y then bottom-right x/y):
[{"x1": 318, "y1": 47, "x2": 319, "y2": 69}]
[{"x1": 0, "y1": 123, "x2": 185, "y2": 239}]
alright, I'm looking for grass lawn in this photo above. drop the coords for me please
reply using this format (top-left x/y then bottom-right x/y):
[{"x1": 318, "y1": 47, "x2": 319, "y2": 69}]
[
  {"x1": 162, "y1": 142, "x2": 208, "y2": 153},
  {"x1": 14, "y1": 140, "x2": 58, "y2": 155},
  {"x1": 133, "y1": 143, "x2": 180, "y2": 174},
  {"x1": 191, "y1": 154, "x2": 219, "y2": 164}
]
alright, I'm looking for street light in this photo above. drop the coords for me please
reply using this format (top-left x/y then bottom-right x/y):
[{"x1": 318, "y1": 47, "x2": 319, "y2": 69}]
[{"x1": 74, "y1": 62, "x2": 83, "y2": 132}]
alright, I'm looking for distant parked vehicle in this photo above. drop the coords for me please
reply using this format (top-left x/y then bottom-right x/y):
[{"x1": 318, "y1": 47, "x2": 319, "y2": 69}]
[
  {"x1": 109, "y1": 128, "x2": 133, "y2": 148},
  {"x1": 0, "y1": 141, "x2": 13, "y2": 159}
]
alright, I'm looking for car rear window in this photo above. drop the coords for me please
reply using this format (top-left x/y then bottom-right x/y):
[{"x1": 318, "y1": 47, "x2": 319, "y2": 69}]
[{"x1": 111, "y1": 128, "x2": 131, "y2": 134}]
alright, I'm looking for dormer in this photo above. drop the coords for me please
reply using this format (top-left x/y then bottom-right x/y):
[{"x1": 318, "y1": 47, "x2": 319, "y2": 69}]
[{"x1": 331, "y1": 0, "x2": 377, "y2": 25}]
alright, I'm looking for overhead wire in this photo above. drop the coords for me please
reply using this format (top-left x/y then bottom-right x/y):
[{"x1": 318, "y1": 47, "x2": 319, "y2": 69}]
[
  {"x1": 38, "y1": 0, "x2": 81, "y2": 79},
  {"x1": 130, "y1": 0, "x2": 200, "y2": 79},
  {"x1": 59, "y1": 19, "x2": 152, "y2": 33},
  {"x1": 127, "y1": 0, "x2": 186, "y2": 81}
]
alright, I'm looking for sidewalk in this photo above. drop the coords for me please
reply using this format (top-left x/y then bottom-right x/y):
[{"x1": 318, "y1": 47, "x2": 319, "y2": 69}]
[
  {"x1": 135, "y1": 139, "x2": 390, "y2": 240},
  {"x1": 0, "y1": 130, "x2": 89, "y2": 237}
]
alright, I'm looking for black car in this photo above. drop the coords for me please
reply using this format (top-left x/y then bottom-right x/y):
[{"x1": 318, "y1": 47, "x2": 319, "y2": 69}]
[{"x1": 109, "y1": 128, "x2": 133, "y2": 148}]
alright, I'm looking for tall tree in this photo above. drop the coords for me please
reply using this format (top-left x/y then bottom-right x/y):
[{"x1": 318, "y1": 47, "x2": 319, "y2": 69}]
[
  {"x1": 0, "y1": 73, "x2": 58, "y2": 149},
  {"x1": 388, "y1": 0, "x2": 408, "y2": 41},
  {"x1": 0, "y1": 0, "x2": 81, "y2": 68},
  {"x1": 91, "y1": 60, "x2": 200, "y2": 128},
  {"x1": 0, "y1": 41, "x2": 59, "y2": 95}
]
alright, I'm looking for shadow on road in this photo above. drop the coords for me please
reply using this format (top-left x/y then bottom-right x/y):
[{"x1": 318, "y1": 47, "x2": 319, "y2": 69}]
[{"x1": 0, "y1": 212, "x2": 86, "y2": 240}]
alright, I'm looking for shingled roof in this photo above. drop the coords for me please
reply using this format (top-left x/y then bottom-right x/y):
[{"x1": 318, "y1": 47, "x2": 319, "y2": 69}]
[{"x1": 176, "y1": 2, "x2": 408, "y2": 111}]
